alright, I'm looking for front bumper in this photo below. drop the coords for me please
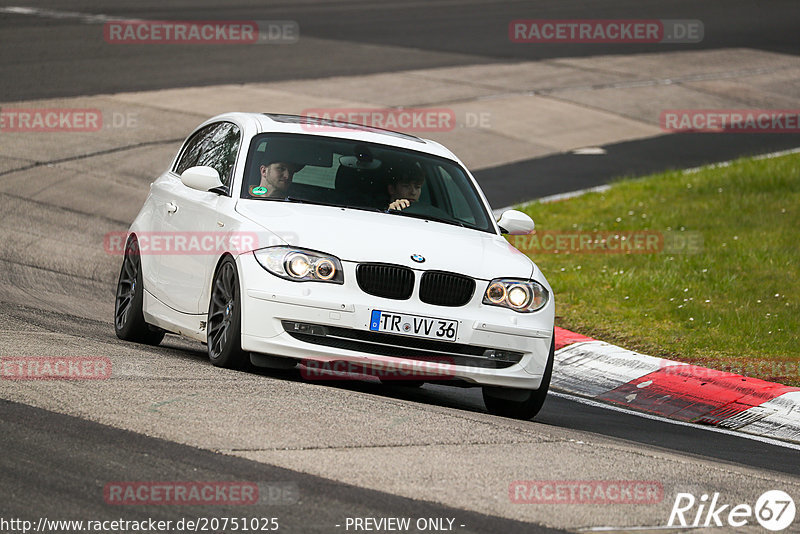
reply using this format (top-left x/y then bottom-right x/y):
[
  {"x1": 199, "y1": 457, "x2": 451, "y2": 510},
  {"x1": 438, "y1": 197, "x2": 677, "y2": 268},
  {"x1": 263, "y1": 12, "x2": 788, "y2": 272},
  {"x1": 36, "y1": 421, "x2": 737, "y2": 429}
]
[{"x1": 237, "y1": 253, "x2": 554, "y2": 389}]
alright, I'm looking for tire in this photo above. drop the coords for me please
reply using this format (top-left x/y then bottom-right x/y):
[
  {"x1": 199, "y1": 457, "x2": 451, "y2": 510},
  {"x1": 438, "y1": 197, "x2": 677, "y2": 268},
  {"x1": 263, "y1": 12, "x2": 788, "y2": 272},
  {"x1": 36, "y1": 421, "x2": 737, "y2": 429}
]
[
  {"x1": 207, "y1": 256, "x2": 249, "y2": 369},
  {"x1": 482, "y1": 332, "x2": 554, "y2": 420},
  {"x1": 114, "y1": 236, "x2": 165, "y2": 345}
]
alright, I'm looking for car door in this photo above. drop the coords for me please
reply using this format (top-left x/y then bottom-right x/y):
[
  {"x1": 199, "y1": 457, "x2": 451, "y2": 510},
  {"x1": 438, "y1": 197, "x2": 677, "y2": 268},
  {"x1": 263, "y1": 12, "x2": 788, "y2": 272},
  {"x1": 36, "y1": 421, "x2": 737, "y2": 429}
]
[
  {"x1": 157, "y1": 121, "x2": 242, "y2": 314},
  {"x1": 140, "y1": 126, "x2": 219, "y2": 306}
]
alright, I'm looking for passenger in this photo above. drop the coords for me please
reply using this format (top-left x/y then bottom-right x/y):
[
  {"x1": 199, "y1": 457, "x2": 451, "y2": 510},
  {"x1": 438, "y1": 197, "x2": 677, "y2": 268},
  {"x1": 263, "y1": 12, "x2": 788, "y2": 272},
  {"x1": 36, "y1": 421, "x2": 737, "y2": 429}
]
[
  {"x1": 250, "y1": 161, "x2": 302, "y2": 198},
  {"x1": 387, "y1": 165, "x2": 425, "y2": 211}
]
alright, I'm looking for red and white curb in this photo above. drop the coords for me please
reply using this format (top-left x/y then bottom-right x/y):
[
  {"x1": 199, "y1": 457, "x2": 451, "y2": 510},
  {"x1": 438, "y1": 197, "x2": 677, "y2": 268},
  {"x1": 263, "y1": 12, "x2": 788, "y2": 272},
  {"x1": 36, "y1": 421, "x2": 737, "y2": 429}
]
[{"x1": 552, "y1": 327, "x2": 800, "y2": 443}]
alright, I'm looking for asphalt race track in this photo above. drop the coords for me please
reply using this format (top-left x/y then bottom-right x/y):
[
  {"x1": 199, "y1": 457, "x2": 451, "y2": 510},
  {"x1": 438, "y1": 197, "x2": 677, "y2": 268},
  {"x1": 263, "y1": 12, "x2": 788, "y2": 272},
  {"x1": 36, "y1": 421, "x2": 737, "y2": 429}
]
[
  {"x1": 2, "y1": 0, "x2": 799, "y2": 100},
  {"x1": 476, "y1": 132, "x2": 800, "y2": 209},
  {"x1": 1, "y1": 1, "x2": 799, "y2": 532}
]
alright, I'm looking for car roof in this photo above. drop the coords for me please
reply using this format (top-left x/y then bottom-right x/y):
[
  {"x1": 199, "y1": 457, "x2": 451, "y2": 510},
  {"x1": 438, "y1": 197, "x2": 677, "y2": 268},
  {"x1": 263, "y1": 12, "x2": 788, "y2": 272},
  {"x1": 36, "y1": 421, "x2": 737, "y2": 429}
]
[{"x1": 207, "y1": 112, "x2": 461, "y2": 162}]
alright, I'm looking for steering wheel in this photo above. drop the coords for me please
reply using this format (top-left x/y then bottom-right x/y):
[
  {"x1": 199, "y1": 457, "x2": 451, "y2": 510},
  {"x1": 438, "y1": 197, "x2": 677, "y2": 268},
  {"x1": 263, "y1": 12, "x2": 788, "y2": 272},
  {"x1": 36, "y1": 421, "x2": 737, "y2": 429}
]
[{"x1": 399, "y1": 201, "x2": 453, "y2": 221}]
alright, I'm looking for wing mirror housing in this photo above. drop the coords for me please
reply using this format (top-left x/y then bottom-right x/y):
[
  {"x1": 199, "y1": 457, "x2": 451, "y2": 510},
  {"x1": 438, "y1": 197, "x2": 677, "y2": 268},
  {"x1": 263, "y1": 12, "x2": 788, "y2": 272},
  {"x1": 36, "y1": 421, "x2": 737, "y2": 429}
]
[
  {"x1": 180, "y1": 166, "x2": 225, "y2": 193},
  {"x1": 497, "y1": 209, "x2": 535, "y2": 235}
]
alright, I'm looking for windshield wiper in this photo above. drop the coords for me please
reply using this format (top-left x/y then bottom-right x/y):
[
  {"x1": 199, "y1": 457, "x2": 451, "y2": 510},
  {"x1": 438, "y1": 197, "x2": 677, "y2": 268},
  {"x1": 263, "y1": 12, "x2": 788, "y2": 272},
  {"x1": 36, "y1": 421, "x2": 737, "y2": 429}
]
[
  {"x1": 388, "y1": 209, "x2": 465, "y2": 228},
  {"x1": 283, "y1": 196, "x2": 341, "y2": 208},
  {"x1": 268, "y1": 197, "x2": 481, "y2": 230},
  {"x1": 348, "y1": 205, "x2": 383, "y2": 212},
  {"x1": 284, "y1": 197, "x2": 383, "y2": 212}
]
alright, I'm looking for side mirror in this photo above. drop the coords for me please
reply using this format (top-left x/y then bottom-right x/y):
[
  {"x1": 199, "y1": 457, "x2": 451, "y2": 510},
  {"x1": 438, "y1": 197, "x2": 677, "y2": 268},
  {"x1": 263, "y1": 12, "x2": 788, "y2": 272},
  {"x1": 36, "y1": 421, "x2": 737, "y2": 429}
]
[
  {"x1": 497, "y1": 209, "x2": 535, "y2": 235},
  {"x1": 180, "y1": 166, "x2": 224, "y2": 193}
]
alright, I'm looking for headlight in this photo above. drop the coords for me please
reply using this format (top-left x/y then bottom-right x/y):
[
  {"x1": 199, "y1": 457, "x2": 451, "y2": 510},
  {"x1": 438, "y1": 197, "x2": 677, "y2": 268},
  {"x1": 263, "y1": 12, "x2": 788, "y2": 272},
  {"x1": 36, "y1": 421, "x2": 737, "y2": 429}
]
[
  {"x1": 486, "y1": 282, "x2": 507, "y2": 304},
  {"x1": 254, "y1": 246, "x2": 344, "y2": 284},
  {"x1": 287, "y1": 253, "x2": 311, "y2": 277},
  {"x1": 482, "y1": 278, "x2": 548, "y2": 312}
]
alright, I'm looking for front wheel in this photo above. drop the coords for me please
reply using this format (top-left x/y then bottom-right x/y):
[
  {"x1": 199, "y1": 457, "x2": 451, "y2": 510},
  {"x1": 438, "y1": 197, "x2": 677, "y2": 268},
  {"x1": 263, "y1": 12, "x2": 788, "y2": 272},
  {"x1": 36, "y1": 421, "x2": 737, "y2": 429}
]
[
  {"x1": 482, "y1": 333, "x2": 554, "y2": 420},
  {"x1": 207, "y1": 257, "x2": 249, "y2": 369},
  {"x1": 114, "y1": 236, "x2": 165, "y2": 345}
]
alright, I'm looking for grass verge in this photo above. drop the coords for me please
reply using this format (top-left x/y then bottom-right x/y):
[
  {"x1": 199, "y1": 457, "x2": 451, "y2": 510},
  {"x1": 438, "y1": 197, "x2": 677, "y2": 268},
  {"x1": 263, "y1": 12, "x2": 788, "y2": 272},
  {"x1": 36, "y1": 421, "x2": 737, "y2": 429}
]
[{"x1": 512, "y1": 152, "x2": 800, "y2": 385}]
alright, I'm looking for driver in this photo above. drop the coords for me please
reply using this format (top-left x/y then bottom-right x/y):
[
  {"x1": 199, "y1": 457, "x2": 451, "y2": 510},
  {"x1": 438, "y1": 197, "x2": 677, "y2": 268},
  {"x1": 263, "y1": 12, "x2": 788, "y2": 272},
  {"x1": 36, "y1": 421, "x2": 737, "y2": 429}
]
[
  {"x1": 250, "y1": 160, "x2": 303, "y2": 198},
  {"x1": 387, "y1": 164, "x2": 425, "y2": 211}
]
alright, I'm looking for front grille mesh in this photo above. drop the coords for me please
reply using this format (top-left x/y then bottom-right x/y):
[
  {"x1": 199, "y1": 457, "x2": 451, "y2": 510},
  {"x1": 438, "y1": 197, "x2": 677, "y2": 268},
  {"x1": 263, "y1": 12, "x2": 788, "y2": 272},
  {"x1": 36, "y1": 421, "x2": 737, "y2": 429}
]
[
  {"x1": 356, "y1": 263, "x2": 414, "y2": 300},
  {"x1": 419, "y1": 271, "x2": 476, "y2": 307}
]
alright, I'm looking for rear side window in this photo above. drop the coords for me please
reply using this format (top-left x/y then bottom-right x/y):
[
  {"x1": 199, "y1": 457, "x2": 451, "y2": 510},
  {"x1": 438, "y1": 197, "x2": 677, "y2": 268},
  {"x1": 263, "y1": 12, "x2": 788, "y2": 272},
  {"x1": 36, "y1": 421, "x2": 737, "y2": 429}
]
[{"x1": 174, "y1": 122, "x2": 241, "y2": 187}]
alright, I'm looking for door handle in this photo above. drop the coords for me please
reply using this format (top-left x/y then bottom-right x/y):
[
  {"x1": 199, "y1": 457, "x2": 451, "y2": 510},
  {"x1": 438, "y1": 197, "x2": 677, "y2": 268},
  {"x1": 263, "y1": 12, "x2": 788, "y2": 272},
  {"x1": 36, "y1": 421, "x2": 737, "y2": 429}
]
[{"x1": 166, "y1": 202, "x2": 178, "y2": 214}]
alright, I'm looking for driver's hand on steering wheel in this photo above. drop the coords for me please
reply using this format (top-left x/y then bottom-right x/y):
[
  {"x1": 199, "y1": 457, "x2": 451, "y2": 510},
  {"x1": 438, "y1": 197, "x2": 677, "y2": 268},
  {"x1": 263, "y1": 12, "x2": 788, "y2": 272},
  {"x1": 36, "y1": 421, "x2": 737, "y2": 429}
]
[{"x1": 388, "y1": 199, "x2": 411, "y2": 211}]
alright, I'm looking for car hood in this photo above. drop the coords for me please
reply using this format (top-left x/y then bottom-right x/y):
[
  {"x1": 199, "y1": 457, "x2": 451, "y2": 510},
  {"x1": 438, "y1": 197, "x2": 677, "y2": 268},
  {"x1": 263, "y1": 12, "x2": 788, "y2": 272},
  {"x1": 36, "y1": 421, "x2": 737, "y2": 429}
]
[{"x1": 235, "y1": 200, "x2": 534, "y2": 280}]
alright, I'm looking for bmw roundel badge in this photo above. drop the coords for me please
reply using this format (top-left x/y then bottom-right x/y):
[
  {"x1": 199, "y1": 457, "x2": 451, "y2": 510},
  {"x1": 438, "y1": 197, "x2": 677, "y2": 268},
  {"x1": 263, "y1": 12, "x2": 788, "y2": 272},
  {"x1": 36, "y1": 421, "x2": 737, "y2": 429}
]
[{"x1": 411, "y1": 254, "x2": 425, "y2": 263}]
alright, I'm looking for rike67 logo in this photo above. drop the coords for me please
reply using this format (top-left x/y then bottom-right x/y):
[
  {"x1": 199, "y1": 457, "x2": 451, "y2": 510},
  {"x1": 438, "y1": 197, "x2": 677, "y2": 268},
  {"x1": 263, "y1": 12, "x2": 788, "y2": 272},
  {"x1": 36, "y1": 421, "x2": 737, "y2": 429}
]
[{"x1": 669, "y1": 490, "x2": 795, "y2": 531}]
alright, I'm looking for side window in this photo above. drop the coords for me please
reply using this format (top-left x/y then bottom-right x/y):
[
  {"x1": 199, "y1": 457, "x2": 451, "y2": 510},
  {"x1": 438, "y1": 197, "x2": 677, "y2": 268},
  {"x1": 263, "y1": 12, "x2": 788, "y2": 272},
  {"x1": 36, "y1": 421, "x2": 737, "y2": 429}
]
[
  {"x1": 438, "y1": 167, "x2": 475, "y2": 224},
  {"x1": 174, "y1": 122, "x2": 241, "y2": 187},
  {"x1": 175, "y1": 124, "x2": 216, "y2": 175}
]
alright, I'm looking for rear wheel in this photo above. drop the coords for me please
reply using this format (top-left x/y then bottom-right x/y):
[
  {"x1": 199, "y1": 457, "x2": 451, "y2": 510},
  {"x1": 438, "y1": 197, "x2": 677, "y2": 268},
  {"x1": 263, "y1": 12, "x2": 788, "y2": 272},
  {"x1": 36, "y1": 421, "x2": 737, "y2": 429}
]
[
  {"x1": 482, "y1": 333, "x2": 554, "y2": 420},
  {"x1": 114, "y1": 236, "x2": 165, "y2": 345},
  {"x1": 207, "y1": 257, "x2": 249, "y2": 369}
]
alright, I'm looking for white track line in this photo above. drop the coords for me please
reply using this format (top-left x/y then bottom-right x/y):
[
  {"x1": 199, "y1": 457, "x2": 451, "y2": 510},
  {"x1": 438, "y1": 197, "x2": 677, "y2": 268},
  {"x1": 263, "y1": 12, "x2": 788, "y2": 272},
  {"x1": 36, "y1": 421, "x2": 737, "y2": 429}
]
[
  {"x1": 530, "y1": 184, "x2": 612, "y2": 205},
  {"x1": 550, "y1": 390, "x2": 800, "y2": 452},
  {"x1": 681, "y1": 146, "x2": 800, "y2": 174},
  {"x1": 0, "y1": 6, "x2": 139, "y2": 23},
  {"x1": 493, "y1": 145, "x2": 800, "y2": 215}
]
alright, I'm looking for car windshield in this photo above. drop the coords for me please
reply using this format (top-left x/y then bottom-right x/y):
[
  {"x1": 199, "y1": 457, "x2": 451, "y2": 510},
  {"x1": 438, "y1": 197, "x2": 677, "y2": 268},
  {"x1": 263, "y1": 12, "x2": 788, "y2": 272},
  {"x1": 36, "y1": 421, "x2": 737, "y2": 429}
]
[{"x1": 240, "y1": 133, "x2": 494, "y2": 233}]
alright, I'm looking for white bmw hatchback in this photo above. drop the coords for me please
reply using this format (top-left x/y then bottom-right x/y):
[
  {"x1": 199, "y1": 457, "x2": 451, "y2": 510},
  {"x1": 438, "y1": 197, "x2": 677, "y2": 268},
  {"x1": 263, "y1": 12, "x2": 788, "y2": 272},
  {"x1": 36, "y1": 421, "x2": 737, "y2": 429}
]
[{"x1": 115, "y1": 113, "x2": 555, "y2": 419}]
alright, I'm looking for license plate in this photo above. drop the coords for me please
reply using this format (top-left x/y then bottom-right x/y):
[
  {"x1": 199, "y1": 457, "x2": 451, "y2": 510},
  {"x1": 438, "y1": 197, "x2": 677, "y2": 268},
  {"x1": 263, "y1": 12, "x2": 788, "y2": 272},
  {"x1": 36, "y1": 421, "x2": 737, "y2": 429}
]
[{"x1": 369, "y1": 310, "x2": 458, "y2": 342}]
